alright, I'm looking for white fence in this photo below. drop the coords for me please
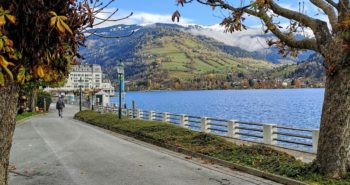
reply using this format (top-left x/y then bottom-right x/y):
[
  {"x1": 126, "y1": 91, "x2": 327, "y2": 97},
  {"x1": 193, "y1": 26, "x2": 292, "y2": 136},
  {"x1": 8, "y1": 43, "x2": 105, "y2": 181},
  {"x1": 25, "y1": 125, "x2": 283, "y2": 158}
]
[{"x1": 95, "y1": 106, "x2": 320, "y2": 153}]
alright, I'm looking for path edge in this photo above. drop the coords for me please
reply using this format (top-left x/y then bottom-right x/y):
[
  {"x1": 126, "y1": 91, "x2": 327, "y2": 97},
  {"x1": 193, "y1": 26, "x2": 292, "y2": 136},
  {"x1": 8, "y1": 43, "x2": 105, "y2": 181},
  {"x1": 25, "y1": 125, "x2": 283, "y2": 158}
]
[{"x1": 74, "y1": 117, "x2": 308, "y2": 185}]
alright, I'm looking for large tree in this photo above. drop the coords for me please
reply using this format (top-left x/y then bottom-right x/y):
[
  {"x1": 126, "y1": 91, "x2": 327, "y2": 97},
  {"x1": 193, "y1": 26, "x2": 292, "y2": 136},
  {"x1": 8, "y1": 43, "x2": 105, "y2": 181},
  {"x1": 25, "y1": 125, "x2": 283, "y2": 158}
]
[
  {"x1": 174, "y1": 0, "x2": 350, "y2": 179},
  {"x1": 0, "y1": 1, "x2": 131, "y2": 184}
]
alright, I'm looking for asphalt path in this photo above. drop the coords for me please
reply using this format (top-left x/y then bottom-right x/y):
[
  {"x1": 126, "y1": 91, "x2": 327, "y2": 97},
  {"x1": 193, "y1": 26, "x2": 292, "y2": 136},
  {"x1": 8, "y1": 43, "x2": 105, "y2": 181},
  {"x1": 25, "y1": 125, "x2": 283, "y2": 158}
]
[{"x1": 9, "y1": 104, "x2": 281, "y2": 185}]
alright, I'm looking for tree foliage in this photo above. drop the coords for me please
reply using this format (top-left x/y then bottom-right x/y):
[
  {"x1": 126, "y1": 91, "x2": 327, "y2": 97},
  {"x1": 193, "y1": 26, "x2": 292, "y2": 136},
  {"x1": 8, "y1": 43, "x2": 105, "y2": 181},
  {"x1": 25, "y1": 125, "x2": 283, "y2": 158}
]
[{"x1": 0, "y1": 0, "x2": 132, "y2": 87}]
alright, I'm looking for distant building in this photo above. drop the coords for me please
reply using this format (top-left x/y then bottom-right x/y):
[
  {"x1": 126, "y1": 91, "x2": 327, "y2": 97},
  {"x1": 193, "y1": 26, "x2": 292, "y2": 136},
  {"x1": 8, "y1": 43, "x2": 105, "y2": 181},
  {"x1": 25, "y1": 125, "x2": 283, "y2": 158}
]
[
  {"x1": 282, "y1": 82, "x2": 288, "y2": 87},
  {"x1": 46, "y1": 64, "x2": 115, "y2": 96}
]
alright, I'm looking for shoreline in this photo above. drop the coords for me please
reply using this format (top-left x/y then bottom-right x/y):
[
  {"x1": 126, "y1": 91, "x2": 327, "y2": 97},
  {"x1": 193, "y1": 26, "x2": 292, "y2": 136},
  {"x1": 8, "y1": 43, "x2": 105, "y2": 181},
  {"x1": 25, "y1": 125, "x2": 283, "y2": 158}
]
[{"x1": 123, "y1": 87, "x2": 325, "y2": 93}]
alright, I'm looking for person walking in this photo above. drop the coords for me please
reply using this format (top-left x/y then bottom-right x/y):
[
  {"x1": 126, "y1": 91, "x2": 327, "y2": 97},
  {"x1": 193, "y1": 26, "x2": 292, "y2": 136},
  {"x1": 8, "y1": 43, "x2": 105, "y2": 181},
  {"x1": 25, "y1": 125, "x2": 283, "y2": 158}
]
[{"x1": 56, "y1": 96, "x2": 65, "y2": 118}]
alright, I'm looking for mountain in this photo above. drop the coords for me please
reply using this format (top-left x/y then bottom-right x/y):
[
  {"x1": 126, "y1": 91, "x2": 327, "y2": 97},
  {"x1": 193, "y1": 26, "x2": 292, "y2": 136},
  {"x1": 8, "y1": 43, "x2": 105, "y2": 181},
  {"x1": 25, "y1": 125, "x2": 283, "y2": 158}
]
[
  {"x1": 185, "y1": 25, "x2": 314, "y2": 64},
  {"x1": 80, "y1": 24, "x2": 274, "y2": 79},
  {"x1": 266, "y1": 53, "x2": 325, "y2": 85},
  {"x1": 79, "y1": 23, "x2": 323, "y2": 90}
]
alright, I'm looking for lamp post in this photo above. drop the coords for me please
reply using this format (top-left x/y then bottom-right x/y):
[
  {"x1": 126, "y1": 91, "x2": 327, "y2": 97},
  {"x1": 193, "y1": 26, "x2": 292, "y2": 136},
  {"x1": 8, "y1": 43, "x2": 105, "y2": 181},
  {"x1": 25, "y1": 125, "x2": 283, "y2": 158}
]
[
  {"x1": 91, "y1": 85, "x2": 96, "y2": 110},
  {"x1": 116, "y1": 61, "x2": 124, "y2": 119},
  {"x1": 79, "y1": 77, "x2": 83, "y2": 112}
]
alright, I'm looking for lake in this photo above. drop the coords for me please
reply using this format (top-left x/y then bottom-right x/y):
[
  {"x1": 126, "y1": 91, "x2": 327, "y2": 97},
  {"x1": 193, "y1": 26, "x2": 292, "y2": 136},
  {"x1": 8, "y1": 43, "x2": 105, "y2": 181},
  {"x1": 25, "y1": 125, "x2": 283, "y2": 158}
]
[{"x1": 111, "y1": 89, "x2": 324, "y2": 129}]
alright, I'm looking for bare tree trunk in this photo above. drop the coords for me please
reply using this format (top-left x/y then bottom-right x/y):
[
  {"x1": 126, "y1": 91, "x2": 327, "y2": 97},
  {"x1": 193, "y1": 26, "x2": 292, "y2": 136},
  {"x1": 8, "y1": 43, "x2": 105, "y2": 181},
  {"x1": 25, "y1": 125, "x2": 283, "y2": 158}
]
[
  {"x1": 316, "y1": 65, "x2": 350, "y2": 178},
  {"x1": 29, "y1": 88, "x2": 37, "y2": 112},
  {"x1": 0, "y1": 83, "x2": 19, "y2": 185}
]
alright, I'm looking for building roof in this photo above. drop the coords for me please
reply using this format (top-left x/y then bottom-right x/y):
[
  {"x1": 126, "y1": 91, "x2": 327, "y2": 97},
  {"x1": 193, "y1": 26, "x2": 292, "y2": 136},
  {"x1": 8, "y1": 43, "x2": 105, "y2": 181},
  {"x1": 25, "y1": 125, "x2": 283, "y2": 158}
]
[{"x1": 71, "y1": 64, "x2": 102, "y2": 73}]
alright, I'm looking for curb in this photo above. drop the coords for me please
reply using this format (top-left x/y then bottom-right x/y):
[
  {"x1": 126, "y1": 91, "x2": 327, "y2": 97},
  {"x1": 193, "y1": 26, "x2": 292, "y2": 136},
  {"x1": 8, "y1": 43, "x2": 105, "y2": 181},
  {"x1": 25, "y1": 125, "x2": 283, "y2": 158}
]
[
  {"x1": 74, "y1": 117, "x2": 308, "y2": 185},
  {"x1": 16, "y1": 112, "x2": 47, "y2": 125}
]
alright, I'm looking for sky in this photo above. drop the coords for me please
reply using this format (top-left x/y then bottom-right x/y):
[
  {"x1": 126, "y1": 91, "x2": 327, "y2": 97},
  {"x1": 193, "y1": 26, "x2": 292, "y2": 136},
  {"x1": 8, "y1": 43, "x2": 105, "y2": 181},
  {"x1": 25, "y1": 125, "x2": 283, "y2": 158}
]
[
  {"x1": 93, "y1": 0, "x2": 330, "y2": 52},
  {"x1": 97, "y1": 0, "x2": 328, "y2": 28}
]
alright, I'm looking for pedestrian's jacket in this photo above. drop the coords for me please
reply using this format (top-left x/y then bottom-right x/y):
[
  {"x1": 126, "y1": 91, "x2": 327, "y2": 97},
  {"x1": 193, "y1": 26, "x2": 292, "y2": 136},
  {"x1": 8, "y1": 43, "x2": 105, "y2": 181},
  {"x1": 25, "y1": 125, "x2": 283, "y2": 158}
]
[{"x1": 56, "y1": 99, "x2": 65, "y2": 109}]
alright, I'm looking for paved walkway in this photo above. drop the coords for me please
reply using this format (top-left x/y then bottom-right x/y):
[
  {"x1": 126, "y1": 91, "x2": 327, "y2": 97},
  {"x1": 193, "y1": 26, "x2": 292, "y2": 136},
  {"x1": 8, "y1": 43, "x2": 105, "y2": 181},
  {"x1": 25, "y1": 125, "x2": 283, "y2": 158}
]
[{"x1": 9, "y1": 105, "x2": 281, "y2": 185}]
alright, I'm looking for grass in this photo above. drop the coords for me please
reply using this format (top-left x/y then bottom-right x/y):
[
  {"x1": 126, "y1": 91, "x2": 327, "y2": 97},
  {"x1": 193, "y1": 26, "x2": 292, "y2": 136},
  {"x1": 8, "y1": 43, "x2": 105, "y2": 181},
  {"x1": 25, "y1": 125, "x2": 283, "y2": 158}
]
[
  {"x1": 141, "y1": 34, "x2": 277, "y2": 81},
  {"x1": 75, "y1": 110, "x2": 350, "y2": 185},
  {"x1": 16, "y1": 112, "x2": 40, "y2": 121}
]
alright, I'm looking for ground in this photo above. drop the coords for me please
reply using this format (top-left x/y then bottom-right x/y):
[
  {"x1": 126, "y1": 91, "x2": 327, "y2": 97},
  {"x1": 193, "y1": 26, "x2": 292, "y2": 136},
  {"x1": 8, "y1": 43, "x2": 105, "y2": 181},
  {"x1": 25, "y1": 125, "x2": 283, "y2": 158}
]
[{"x1": 9, "y1": 104, "x2": 281, "y2": 185}]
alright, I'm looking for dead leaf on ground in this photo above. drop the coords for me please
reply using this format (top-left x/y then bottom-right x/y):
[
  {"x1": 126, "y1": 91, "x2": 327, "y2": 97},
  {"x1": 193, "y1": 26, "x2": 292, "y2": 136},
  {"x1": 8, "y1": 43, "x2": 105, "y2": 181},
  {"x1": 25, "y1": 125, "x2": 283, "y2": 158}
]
[
  {"x1": 8, "y1": 164, "x2": 16, "y2": 171},
  {"x1": 185, "y1": 156, "x2": 192, "y2": 160}
]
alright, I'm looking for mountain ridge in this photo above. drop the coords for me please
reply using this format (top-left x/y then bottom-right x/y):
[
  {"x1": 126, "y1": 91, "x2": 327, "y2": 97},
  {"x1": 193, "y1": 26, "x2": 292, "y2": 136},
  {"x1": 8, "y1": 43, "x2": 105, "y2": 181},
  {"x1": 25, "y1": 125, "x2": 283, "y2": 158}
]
[{"x1": 79, "y1": 23, "x2": 324, "y2": 90}]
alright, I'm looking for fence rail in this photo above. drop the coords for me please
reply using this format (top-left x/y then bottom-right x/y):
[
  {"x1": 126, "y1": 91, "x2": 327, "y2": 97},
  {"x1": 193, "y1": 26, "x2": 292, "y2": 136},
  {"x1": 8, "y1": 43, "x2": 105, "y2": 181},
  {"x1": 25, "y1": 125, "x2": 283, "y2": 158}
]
[{"x1": 94, "y1": 105, "x2": 319, "y2": 153}]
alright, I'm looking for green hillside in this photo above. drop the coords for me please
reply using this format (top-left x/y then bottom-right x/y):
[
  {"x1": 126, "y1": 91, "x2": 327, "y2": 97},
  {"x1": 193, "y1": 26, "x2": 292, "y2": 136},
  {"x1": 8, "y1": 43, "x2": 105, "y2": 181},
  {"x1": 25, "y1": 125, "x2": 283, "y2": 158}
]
[
  {"x1": 128, "y1": 29, "x2": 276, "y2": 89},
  {"x1": 80, "y1": 24, "x2": 324, "y2": 90}
]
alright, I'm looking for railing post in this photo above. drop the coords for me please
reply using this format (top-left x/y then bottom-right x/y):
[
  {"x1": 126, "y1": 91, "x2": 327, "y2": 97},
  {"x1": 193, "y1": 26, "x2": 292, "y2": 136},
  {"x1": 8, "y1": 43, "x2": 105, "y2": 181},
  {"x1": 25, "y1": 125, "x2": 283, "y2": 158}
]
[
  {"x1": 179, "y1": 114, "x2": 188, "y2": 128},
  {"x1": 162, "y1": 112, "x2": 169, "y2": 123},
  {"x1": 263, "y1": 124, "x2": 277, "y2": 145},
  {"x1": 227, "y1": 120, "x2": 239, "y2": 138},
  {"x1": 201, "y1": 117, "x2": 210, "y2": 133},
  {"x1": 149, "y1": 111, "x2": 155, "y2": 121},
  {"x1": 312, "y1": 129, "x2": 320, "y2": 153}
]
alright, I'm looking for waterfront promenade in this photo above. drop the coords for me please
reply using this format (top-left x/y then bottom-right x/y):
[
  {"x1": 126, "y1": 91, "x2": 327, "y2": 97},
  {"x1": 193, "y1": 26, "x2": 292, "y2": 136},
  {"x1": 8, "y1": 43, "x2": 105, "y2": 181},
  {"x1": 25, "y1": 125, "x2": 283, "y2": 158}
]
[{"x1": 9, "y1": 105, "x2": 280, "y2": 185}]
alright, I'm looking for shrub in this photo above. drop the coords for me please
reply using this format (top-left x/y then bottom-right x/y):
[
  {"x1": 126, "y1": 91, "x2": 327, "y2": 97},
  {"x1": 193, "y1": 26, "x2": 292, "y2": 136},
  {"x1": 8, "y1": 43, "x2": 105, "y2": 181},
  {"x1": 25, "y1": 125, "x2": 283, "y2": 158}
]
[{"x1": 37, "y1": 91, "x2": 52, "y2": 112}]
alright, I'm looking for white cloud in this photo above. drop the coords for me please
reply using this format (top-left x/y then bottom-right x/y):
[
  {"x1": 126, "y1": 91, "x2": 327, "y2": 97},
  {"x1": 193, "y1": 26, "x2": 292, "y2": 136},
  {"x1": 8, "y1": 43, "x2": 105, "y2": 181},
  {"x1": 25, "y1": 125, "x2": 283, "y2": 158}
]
[
  {"x1": 188, "y1": 24, "x2": 271, "y2": 52},
  {"x1": 94, "y1": 9, "x2": 194, "y2": 28}
]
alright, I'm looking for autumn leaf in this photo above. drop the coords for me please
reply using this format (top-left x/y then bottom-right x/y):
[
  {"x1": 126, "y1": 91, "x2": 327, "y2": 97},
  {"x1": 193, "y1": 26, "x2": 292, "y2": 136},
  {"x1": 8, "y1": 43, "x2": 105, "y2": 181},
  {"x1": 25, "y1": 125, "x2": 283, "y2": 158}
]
[
  {"x1": 0, "y1": 71, "x2": 4, "y2": 86},
  {"x1": 56, "y1": 19, "x2": 66, "y2": 33},
  {"x1": 171, "y1": 11, "x2": 181, "y2": 22},
  {"x1": 5, "y1": 15, "x2": 15, "y2": 24},
  {"x1": 0, "y1": 39, "x2": 3, "y2": 50},
  {"x1": 59, "y1": 19, "x2": 73, "y2": 35},
  {"x1": 49, "y1": 11, "x2": 73, "y2": 35},
  {"x1": 0, "y1": 16, "x2": 5, "y2": 26},
  {"x1": 50, "y1": 16, "x2": 56, "y2": 27},
  {"x1": 17, "y1": 66, "x2": 25, "y2": 84},
  {"x1": 0, "y1": 7, "x2": 16, "y2": 25},
  {"x1": 0, "y1": 55, "x2": 14, "y2": 80},
  {"x1": 49, "y1": 11, "x2": 57, "y2": 17},
  {"x1": 4, "y1": 38, "x2": 13, "y2": 47},
  {"x1": 177, "y1": 0, "x2": 185, "y2": 7},
  {"x1": 25, "y1": 73, "x2": 32, "y2": 81},
  {"x1": 36, "y1": 65, "x2": 45, "y2": 78}
]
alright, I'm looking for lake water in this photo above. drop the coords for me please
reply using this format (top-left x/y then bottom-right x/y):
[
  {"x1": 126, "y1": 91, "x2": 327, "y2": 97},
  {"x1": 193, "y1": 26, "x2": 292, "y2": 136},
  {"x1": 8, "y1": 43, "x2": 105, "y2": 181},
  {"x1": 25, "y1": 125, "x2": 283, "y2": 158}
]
[{"x1": 111, "y1": 89, "x2": 324, "y2": 129}]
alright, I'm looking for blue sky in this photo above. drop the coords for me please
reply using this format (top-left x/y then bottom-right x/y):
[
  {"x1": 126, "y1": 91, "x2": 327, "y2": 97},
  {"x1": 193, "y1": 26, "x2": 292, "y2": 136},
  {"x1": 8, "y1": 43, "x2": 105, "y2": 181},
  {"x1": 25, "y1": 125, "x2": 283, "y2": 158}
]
[{"x1": 98, "y1": 0, "x2": 325, "y2": 27}]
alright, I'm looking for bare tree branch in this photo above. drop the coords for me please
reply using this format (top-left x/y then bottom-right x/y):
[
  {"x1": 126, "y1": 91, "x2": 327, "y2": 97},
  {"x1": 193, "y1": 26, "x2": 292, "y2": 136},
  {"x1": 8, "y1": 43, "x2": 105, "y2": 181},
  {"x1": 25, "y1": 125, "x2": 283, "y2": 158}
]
[
  {"x1": 257, "y1": 8, "x2": 319, "y2": 51},
  {"x1": 310, "y1": 0, "x2": 338, "y2": 32},
  {"x1": 338, "y1": 0, "x2": 349, "y2": 17},
  {"x1": 92, "y1": 0, "x2": 116, "y2": 15},
  {"x1": 83, "y1": 29, "x2": 135, "y2": 39},
  {"x1": 194, "y1": 0, "x2": 319, "y2": 50},
  {"x1": 94, "y1": 12, "x2": 134, "y2": 23},
  {"x1": 268, "y1": 1, "x2": 328, "y2": 34},
  {"x1": 324, "y1": 0, "x2": 339, "y2": 9}
]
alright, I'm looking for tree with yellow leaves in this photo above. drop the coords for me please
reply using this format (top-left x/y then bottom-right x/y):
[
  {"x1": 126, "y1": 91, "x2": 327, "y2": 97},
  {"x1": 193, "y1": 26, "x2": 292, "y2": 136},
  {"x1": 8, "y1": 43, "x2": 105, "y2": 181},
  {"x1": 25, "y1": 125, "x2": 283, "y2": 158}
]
[{"x1": 0, "y1": 1, "x2": 132, "y2": 184}]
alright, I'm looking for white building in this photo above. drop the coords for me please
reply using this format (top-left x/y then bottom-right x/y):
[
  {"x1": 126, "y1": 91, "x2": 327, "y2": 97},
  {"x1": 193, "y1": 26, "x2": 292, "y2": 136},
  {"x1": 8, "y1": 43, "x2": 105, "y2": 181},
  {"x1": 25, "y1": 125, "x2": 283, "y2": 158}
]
[{"x1": 46, "y1": 64, "x2": 115, "y2": 96}]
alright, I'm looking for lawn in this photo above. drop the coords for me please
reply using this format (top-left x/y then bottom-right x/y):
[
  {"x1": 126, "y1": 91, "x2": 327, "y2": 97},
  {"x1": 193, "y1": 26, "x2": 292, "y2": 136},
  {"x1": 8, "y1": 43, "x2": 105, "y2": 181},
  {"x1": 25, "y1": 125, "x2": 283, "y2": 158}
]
[{"x1": 16, "y1": 112, "x2": 40, "y2": 121}]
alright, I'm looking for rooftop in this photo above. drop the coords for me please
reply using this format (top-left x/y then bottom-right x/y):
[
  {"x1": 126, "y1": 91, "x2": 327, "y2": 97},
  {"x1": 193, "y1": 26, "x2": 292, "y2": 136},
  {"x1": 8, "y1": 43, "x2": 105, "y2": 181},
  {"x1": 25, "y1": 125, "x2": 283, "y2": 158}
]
[{"x1": 72, "y1": 64, "x2": 102, "y2": 73}]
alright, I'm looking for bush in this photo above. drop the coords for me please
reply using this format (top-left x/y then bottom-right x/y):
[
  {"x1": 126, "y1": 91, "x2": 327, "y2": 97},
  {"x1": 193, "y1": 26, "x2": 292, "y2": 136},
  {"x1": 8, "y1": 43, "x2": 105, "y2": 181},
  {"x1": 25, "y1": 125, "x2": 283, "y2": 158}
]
[{"x1": 37, "y1": 91, "x2": 52, "y2": 112}]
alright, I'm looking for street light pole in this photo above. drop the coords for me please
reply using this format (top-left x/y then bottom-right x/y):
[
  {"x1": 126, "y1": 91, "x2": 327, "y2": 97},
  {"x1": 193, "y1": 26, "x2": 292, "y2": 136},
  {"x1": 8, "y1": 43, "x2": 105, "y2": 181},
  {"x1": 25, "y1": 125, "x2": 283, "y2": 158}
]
[
  {"x1": 116, "y1": 61, "x2": 124, "y2": 119},
  {"x1": 92, "y1": 86, "x2": 95, "y2": 111},
  {"x1": 118, "y1": 73, "x2": 122, "y2": 119},
  {"x1": 79, "y1": 77, "x2": 83, "y2": 112}
]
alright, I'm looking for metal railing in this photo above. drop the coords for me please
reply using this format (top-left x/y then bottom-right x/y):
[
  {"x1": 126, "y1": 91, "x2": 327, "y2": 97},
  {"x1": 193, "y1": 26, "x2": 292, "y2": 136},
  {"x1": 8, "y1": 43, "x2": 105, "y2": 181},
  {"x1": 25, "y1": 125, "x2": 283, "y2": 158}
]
[{"x1": 94, "y1": 105, "x2": 319, "y2": 153}]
